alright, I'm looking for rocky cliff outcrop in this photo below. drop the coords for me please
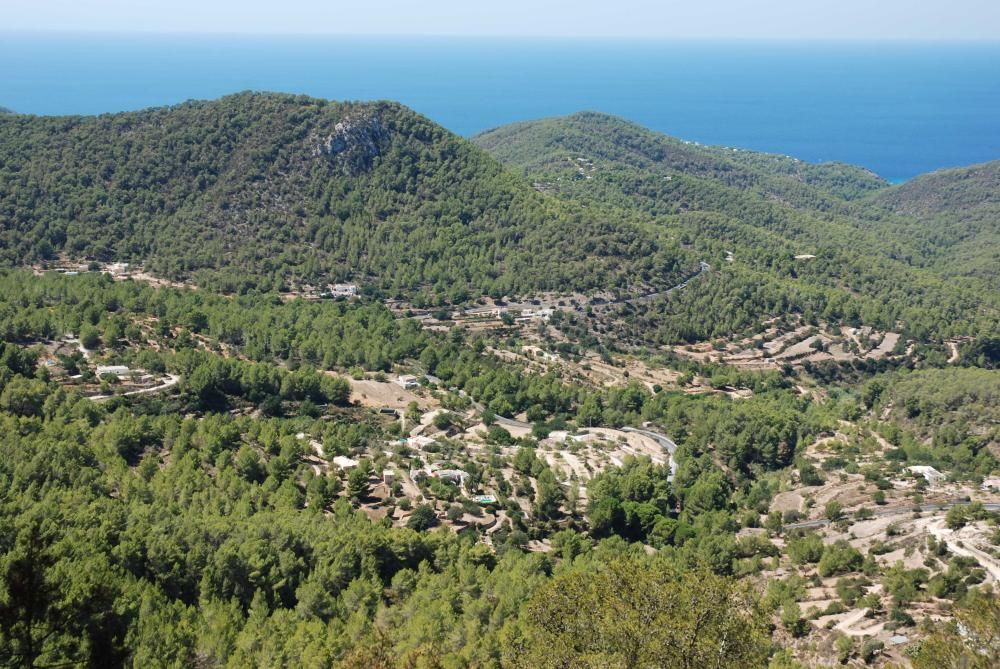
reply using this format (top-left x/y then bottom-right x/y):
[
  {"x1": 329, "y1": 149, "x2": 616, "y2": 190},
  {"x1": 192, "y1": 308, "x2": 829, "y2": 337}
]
[{"x1": 314, "y1": 111, "x2": 389, "y2": 175}]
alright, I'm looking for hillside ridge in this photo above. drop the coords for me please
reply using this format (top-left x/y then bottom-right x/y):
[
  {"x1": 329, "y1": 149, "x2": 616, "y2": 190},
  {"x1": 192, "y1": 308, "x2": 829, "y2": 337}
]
[
  {"x1": 1, "y1": 92, "x2": 996, "y2": 340},
  {"x1": 0, "y1": 92, "x2": 689, "y2": 296}
]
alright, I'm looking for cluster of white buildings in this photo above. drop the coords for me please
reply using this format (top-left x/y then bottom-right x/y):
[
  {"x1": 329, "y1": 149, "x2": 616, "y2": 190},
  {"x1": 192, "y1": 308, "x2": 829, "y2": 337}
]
[{"x1": 461, "y1": 306, "x2": 555, "y2": 322}]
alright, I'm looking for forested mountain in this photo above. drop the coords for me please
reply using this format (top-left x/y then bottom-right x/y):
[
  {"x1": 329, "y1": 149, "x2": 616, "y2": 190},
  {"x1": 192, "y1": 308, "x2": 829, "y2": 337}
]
[
  {"x1": 870, "y1": 161, "x2": 1000, "y2": 289},
  {"x1": 475, "y1": 111, "x2": 890, "y2": 202},
  {"x1": 2, "y1": 96, "x2": 996, "y2": 341},
  {"x1": 866, "y1": 367, "x2": 1000, "y2": 454},
  {"x1": 0, "y1": 93, "x2": 690, "y2": 297},
  {"x1": 875, "y1": 160, "x2": 1000, "y2": 215},
  {"x1": 474, "y1": 113, "x2": 999, "y2": 341}
]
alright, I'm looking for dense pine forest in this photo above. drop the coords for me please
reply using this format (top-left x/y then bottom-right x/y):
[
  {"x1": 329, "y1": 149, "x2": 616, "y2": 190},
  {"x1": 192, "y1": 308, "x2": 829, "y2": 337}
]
[
  {"x1": 0, "y1": 94, "x2": 998, "y2": 668},
  {"x1": 2, "y1": 94, "x2": 997, "y2": 341},
  {"x1": 473, "y1": 112, "x2": 999, "y2": 343},
  {"x1": 0, "y1": 93, "x2": 689, "y2": 298}
]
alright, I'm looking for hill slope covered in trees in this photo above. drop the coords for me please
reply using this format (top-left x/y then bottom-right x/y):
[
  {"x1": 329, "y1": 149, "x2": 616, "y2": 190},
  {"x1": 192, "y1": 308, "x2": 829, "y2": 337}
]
[
  {"x1": 1, "y1": 96, "x2": 996, "y2": 341},
  {"x1": 0, "y1": 93, "x2": 691, "y2": 297},
  {"x1": 870, "y1": 160, "x2": 1000, "y2": 289},
  {"x1": 474, "y1": 113, "x2": 999, "y2": 341}
]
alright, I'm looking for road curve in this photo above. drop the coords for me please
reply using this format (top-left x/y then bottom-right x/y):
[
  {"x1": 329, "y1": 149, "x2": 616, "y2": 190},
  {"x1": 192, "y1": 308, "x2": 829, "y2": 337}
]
[
  {"x1": 466, "y1": 395, "x2": 534, "y2": 431},
  {"x1": 621, "y1": 427, "x2": 678, "y2": 482},
  {"x1": 89, "y1": 374, "x2": 180, "y2": 402},
  {"x1": 466, "y1": 393, "x2": 679, "y2": 482},
  {"x1": 495, "y1": 415, "x2": 532, "y2": 430},
  {"x1": 593, "y1": 261, "x2": 711, "y2": 310}
]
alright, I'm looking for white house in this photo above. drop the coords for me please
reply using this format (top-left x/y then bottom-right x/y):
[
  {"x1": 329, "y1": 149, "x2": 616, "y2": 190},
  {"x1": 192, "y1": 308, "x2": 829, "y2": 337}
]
[
  {"x1": 396, "y1": 374, "x2": 419, "y2": 389},
  {"x1": 547, "y1": 430, "x2": 599, "y2": 445},
  {"x1": 518, "y1": 308, "x2": 555, "y2": 321},
  {"x1": 548, "y1": 430, "x2": 570, "y2": 444},
  {"x1": 332, "y1": 455, "x2": 359, "y2": 470},
  {"x1": 908, "y1": 465, "x2": 945, "y2": 485},
  {"x1": 96, "y1": 365, "x2": 133, "y2": 379},
  {"x1": 434, "y1": 469, "x2": 469, "y2": 486},
  {"x1": 406, "y1": 435, "x2": 436, "y2": 450}
]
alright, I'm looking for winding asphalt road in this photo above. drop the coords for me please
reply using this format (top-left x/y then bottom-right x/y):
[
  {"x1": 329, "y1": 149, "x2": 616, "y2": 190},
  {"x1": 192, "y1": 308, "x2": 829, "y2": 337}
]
[
  {"x1": 592, "y1": 261, "x2": 711, "y2": 310},
  {"x1": 785, "y1": 500, "x2": 1000, "y2": 530},
  {"x1": 621, "y1": 427, "x2": 679, "y2": 482}
]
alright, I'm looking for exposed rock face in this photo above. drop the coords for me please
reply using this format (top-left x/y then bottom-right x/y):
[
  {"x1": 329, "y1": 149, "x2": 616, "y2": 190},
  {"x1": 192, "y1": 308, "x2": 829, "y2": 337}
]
[{"x1": 314, "y1": 111, "x2": 389, "y2": 175}]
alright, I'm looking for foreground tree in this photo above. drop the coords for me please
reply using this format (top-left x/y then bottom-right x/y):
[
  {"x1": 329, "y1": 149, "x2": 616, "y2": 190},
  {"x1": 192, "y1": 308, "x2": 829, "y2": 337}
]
[
  {"x1": 0, "y1": 503, "x2": 124, "y2": 668},
  {"x1": 913, "y1": 586, "x2": 1000, "y2": 669},
  {"x1": 501, "y1": 559, "x2": 769, "y2": 669}
]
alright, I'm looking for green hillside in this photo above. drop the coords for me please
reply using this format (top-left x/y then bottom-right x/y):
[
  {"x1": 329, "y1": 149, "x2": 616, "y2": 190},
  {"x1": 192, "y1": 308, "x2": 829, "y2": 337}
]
[
  {"x1": 874, "y1": 160, "x2": 1000, "y2": 215},
  {"x1": 868, "y1": 161, "x2": 1000, "y2": 288},
  {"x1": 1, "y1": 97, "x2": 996, "y2": 340},
  {"x1": 475, "y1": 111, "x2": 889, "y2": 203},
  {"x1": 474, "y1": 113, "x2": 999, "y2": 342},
  {"x1": 0, "y1": 93, "x2": 691, "y2": 297}
]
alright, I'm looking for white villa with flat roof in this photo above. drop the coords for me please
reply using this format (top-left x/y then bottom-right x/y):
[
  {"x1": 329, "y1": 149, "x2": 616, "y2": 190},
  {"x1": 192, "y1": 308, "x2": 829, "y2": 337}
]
[
  {"x1": 333, "y1": 455, "x2": 359, "y2": 470},
  {"x1": 397, "y1": 374, "x2": 419, "y2": 389},
  {"x1": 908, "y1": 465, "x2": 945, "y2": 485},
  {"x1": 96, "y1": 365, "x2": 134, "y2": 379}
]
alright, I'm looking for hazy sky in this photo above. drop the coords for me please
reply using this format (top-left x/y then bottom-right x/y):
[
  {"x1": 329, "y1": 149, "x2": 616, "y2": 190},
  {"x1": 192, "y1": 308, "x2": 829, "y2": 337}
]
[{"x1": 4, "y1": 0, "x2": 1000, "y2": 39}]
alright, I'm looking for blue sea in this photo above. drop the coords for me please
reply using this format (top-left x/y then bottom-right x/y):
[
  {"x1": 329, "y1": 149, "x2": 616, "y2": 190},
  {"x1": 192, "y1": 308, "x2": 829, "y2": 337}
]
[{"x1": 2, "y1": 33, "x2": 1000, "y2": 182}]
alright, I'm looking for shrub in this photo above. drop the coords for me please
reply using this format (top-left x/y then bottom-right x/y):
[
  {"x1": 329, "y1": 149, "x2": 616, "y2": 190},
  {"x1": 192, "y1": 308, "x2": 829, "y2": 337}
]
[
  {"x1": 782, "y1": 509, "x2": 803, "y2": 523},
  {"x1": 788, "y1": 533, "x2": 824, "y2": 565},
  {"x1": 818, "y1": 541, "x2": 863, "y2": 577},
  {"x1": 824, "y1": 601, "x2": 847, "y2": 616},
  {"x1": 799, "y1": 463, "x2": 825, "y2": 486},
  {"x1": 780, "y1": 599, "x2": 808, "y2": 638},
  {"x1": 835, "y1": 635, "x2": 854, "y2": 663},
  {"x1": 861, "y1": 638, "x2": 884, "y2": 664},
  {"x1": 406, "y1": 503, "x2": 437, "y2": 531},
  {"x1": 836, "y1": 577, "x2": 867, "y2": 606}
]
